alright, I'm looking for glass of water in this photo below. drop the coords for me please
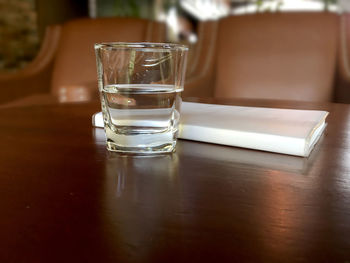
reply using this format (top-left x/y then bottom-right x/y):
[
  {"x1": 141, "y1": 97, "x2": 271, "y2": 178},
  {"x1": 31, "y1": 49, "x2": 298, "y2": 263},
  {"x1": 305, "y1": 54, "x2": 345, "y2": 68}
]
[{"x1": 94, "y1": 42, "x2": 188, "y2": 154}]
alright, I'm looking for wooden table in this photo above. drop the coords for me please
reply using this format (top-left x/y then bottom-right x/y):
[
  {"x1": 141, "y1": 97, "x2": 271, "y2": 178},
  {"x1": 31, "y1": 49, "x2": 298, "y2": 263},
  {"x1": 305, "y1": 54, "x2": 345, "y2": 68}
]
[{"x1": 1, "y1": 99, "x2": 350, "y2": 262}]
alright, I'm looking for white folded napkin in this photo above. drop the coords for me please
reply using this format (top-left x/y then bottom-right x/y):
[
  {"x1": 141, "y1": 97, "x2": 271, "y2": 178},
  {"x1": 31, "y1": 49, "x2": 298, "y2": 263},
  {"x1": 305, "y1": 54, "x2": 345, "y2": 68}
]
[{"x1": 92, "y1": 102, "x2": 328, "y2": 157}]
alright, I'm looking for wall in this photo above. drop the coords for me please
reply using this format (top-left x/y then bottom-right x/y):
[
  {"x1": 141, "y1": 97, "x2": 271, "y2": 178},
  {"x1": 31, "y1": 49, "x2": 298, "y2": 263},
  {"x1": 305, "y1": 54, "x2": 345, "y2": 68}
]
[
  {"x1": 36, "y1": 0, "x2": 88, "y2": 40},
  {"x1": 0, "y1": 0, "x2": 38, "y2": 71}
]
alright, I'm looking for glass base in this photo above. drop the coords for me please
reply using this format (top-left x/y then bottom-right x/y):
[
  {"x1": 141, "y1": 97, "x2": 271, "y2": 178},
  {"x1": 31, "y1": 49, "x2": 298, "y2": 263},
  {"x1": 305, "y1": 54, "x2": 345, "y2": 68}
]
[
  {"x1": 105, "y1": 127, "x2": 178, "y2": 154},
  {"x1": 106, "y1": 141, "x2": 176, "y2": 154}
]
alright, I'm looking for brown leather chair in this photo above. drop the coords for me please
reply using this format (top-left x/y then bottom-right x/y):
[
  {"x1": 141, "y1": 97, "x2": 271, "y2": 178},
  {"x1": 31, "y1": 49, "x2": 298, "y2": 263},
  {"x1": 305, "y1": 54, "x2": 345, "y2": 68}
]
[
  {"x1": 214, "y1": 12, "x2": 339, "y2": 102},
  {"x1": 0, "y1": 25, "x2": 61, "y2": 104},
  {"x1": 183, "y1": 20, "x2": 219, "y2": 98},
  {"x1": 186, "y1": 12, "x2": 342, "y2": 102},
  {"x1": 335, "y1": 13, "x2": 350, "y2": 103},
  {"x1": 0, "y1": 17, "x2": 165, "y2": 105}
]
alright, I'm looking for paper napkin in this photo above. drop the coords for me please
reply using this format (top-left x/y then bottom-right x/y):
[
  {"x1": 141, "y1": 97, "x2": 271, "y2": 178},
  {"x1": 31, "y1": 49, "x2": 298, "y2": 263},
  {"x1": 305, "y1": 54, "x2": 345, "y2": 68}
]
[{"x1": 92, "y1": 102, "x2": 328, "y2": 157}]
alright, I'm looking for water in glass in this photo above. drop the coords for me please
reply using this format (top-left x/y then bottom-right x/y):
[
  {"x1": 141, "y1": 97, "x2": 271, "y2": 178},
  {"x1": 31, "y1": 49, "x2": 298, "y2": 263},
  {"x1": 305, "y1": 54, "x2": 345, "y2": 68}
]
[{"x1": 101, "y1": 83, "x2": 182, "y2": 153}]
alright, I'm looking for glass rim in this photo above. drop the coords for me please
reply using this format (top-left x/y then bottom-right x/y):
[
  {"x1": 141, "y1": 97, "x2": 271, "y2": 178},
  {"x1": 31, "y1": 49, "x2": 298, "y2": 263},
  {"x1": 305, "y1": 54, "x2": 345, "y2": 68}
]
[{"x1": 94, "y1": 42, "x2": 188, "y2": 52}]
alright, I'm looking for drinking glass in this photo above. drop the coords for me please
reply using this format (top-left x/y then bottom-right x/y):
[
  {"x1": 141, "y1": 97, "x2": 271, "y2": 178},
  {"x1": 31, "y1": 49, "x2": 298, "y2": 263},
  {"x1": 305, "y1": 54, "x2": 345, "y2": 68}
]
[{"x1": 95, "y1": 42, "x2": 188, "y2": 154}]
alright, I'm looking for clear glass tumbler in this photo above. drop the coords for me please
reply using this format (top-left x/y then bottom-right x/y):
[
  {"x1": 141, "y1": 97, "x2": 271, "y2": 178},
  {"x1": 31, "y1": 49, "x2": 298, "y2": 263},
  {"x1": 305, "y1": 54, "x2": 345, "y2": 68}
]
[{"x1": 94, "y1": 42, "x2": 188, "y2": 154}]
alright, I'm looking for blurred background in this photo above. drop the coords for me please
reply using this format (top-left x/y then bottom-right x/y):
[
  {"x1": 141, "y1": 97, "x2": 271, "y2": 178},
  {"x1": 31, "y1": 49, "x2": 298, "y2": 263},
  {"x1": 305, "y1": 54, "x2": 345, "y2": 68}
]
[{"x1": 0, "y1": 0, "x2": 348, "y2": 72}]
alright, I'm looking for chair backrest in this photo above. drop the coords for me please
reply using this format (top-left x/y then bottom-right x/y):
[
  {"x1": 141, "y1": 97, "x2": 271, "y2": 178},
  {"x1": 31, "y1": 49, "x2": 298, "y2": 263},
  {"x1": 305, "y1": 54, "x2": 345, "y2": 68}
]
[
  {"x1": 335, "y1": 13, "x2": 350, "y2": 103},
  {"x1": 214, "y1": 13, "x2": 339, "y2": 102},
  {"x1": 182, "y1": 21, "x2": 219, "y2": 98},
  {"x1": 186, "y1": 21, "x2": 218, "y2": 78},
  {"x1": 51, "y1": 17, "x2": 165, "y2": 97}
]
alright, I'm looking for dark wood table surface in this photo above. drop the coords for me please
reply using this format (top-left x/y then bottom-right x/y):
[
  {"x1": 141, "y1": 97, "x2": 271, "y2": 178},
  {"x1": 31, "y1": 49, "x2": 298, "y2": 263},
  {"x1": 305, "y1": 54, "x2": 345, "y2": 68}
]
[{"x1": 1, "y1": 98, "x2": 350, "y2": 262}]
